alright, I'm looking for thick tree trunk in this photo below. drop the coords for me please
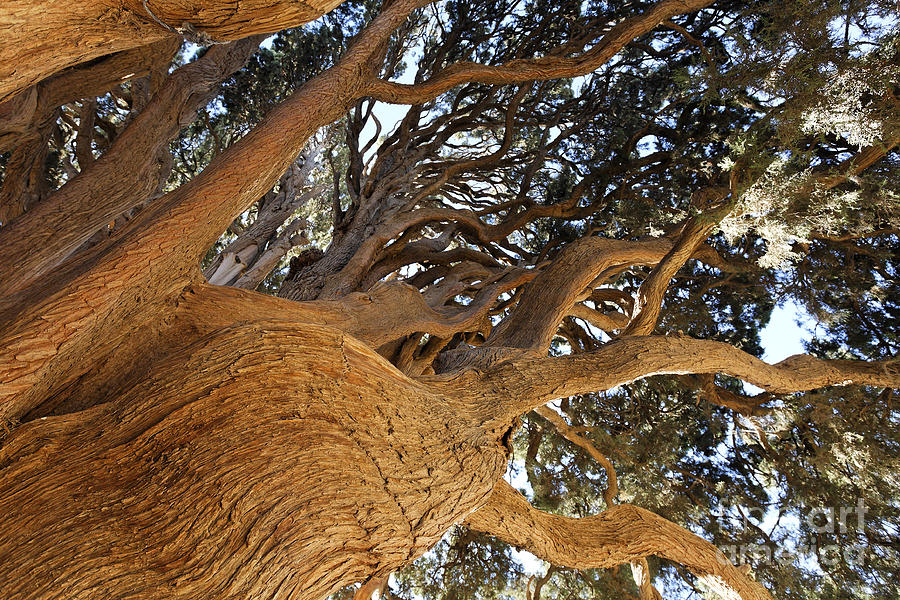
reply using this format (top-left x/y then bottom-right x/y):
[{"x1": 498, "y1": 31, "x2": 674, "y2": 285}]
[{"x1": 0, "y1": 320, "x2": 509, "y2": 599}]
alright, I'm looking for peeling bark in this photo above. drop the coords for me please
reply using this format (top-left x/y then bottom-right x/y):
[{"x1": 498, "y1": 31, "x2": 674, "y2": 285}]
[{"x1": 203, "y1": 146, "x2": 319, "y2": 287}]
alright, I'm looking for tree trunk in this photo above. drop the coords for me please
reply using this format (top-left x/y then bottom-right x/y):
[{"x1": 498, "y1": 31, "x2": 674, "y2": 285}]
[{"x1": 0, "y1": 319, "x2": 509, "y2": 599}]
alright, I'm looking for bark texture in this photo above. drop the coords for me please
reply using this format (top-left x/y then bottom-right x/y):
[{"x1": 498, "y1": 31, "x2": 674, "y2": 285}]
[
  {"x1": 466, "y1": 480, "x2": 772, "y2": 600},
  {"x1": 1, "y1": 0, "x2": 893, "y2": 599},
  {"x1": 0, "y1": 0, "x2": 346, "y2": 104},
  {"x1": 435, "y1": 335, "x2": 900, "y2": 428},
  {"x1": 0, "y1": 37, "x2": 261, "y2": 293},
  {"x1": 0, "y1": 321, "x2": 508, "y2": 600}
]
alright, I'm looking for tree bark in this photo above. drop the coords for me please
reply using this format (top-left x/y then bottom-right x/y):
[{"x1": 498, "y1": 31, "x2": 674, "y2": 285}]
[
  {"x1": 4, "y1": 1, "x2": 885, "y2": 599},
  {"x1": 465, "y1": 480, "x2": 771, "y2": 600},
  {"x1": 0, "y1": 36, "x2": 262, "y2": 295},
  {"x1": 484, "y1": 236, "x2": 675, "y2": 351},
  {"x1": 0, "y1": 320, "x2": 508, "y2": 599},
  {"x1": 430, "y1": 335, "x2": 900, "y2": 430},
  {"x1": 0, "y1": 0, "x2": 347, "y2": 104}
]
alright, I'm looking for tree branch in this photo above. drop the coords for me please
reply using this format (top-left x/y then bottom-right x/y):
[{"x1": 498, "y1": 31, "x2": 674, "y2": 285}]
[
  {"x1": 178, "y1": 281, "x2": 511, "y2": 350},
  {"x1": 622, "y1": 193, "x2": 731, "y2": 337},
  {"x1": 0, "y1": 36, "x2": 262, "y2": 296},
  {"x1": 367, "y1": 0, "x2": 716, "y2": 105},
  {"x1": 534, "y1": 405, "x2": 618, "y2": 507},
  {"x1": 0, "y1": 0, "x2": 349, "y2": 104},
  {"x1": 465, "y1": 479, "x2": 771, "y2": 600},
  {"x1": 0, "y1": 38, "x2": 179, "y2": 153},
  {"x1": 484, "y1": 236, "x2": 675, "y2": 351},
  {"x1": 428, "y1": 335, "x2": 899, "y2": 427}
]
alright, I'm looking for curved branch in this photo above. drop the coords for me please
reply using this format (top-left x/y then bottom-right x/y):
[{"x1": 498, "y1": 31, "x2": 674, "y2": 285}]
[
  {"x1": 485, "y1": 236, "x2": 675, "y2": 351},
  {"x1": 0, "y1": 0, "x2": 433, "y2": 423},
  {"x1": 534, "y1": 405, "x2": 618, "y2": 507},
  {"x1": 89, "y1": 0, "x2": 430, "y2": 284},
  {"x1": 0, "y1": 36, "x2": 262, "y2": 296},
  {"x1": 568, "y1": 304, "x2": 629, "y2": 335},
  {"x1": 465, "y1": 479, "x2": 771, "y2": 600},
  {"x1": 0, "y1": 319, "x2": 506, "y2": 599},
  {"x1": 367, "y1": 0, "x2": 716, "y2": 105},
  {"x1": 815, "y1": 140, "x2": 899, "y2": 190},
  {"x1": 622, "y1": 196, "x2": 730, "y2": 337},
  {"x1": 0, "y1": 38, "x2": 179, "y2": 154},
  {"x1": 179, "y1": 281, "x2": 510, "y2": 349},
  {"x1": 427, "y1": 335, "x2": 899, "y2": 427}
]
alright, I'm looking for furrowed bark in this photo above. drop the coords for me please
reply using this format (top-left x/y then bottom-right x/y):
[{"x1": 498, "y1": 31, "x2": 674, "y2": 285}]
[
  {"x1": 0, "y1": 320, "x2": 508, "y2": 599},
  {"x1": 0, "y1": 0, "x2": 348, "y2": 104},
  {"x1": 13, "y1": 278, "x2": 520, "y2": 422},
  {"x1": 97, "y1": 0, "x2": 431, "y2": 281},
  {"x1": 181, "y1": 282, "x2": 513, "y2": 349},
  {"x1": 0, "y1": 264, "x2": 505, "y2": 424},
  {"x1": 0, "y1": 127, "x2": 54, "y2": 223},
  {"x1": 428, "y1": 335, "x2": 900, "y2": 428},
  {"x1": 0, "y1": 0, "x2": 434, "y2": 424},
  {"x1": 465, "y1": 480, "x2": 771, "y2": 600},
  {"x1": 0, "y1": 2, "x2": 874, "y2": 600},
  {"x1": 0, "y1": 36, "x2": 263, "y2": 297}
]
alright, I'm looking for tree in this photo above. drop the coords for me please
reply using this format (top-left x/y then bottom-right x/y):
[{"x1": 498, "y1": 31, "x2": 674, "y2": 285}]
[{"x1": 0, "y1": 0, "x2": 898, "y2": 599}]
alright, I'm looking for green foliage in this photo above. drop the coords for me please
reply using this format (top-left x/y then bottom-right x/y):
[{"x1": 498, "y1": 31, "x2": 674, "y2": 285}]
[{"x1": 392, "y1": 529, "x2": 527, "y2": 600}]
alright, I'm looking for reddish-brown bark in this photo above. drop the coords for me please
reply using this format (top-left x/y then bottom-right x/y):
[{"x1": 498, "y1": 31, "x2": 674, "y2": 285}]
[{"x1": 0, "y1": 0, "x2": 347, "y2": 104}]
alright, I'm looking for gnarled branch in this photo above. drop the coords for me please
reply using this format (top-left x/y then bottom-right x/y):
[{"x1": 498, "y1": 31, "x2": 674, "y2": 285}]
[
  {"x1": 465, "y1": 479, "x2": 771, "y2": 600},
  {"x1": 429, "y1": 335, "x2": 899, "y2": 427},
  {"x1": 0, "y1": 36, "x2": 262, "y2": 296},
  {"x1": 367, "y1": 0, "x2": 716, "y2": 104}
]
